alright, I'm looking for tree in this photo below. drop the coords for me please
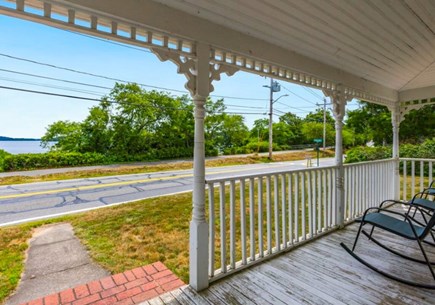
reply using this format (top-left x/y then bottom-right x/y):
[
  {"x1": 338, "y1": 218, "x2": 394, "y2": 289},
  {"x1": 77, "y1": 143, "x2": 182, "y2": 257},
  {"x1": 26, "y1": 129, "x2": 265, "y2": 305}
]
[
  {"x1": 81, "y1": 105, "x2": 110, "y2": 153},
  {"x1": 205, "y1": 99, "x2": 249, "y2": 153},
  {"x1": 400, "y1": 105, "x2": 435, "y2": 143},
  {"x1": 106, "y1": 83, "x2": 160, "y2": 154},
  {"x1": 278, "y1": 112, "x2": 304, "y2": 144},
  {"x1": 41, "y1": 120, "x2": 83, "y2": 152},
  {"x1": 346, "y1": 101, "x2": 392, "y2": 145},
  {"x1": 272, "y1": 121, "x2": 297, "y2": 148},
  {"x1": 304, "y1": 108, "x2": 334, "y2": 125},
  {"x1": 152, "y1": 94, "x2": 194, "y2": 150},
  {"x1": 250, "y1": 118, "x2": 269, "y2": 141},
  {"x1": 301, "y1": 121, "x2": 335, "y2": 144},
  {"x1": 220, "y1": 114, "x2": 249, "y2": 153}
]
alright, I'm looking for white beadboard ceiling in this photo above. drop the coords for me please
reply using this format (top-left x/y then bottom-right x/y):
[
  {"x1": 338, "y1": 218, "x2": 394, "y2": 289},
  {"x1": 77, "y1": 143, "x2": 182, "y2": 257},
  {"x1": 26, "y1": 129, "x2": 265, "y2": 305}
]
[
  {"x1": 2, "y1": 0, "x2": 435, "y2": 102},
  {"x1": 153, "y1": 0, "x2": 435, "y2": 92}
]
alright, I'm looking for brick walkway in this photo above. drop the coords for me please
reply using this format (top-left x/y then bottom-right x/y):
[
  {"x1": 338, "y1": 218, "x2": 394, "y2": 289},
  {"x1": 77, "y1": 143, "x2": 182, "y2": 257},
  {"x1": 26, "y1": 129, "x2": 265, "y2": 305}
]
[{"x1": 19, "y1": 262, "x2": 184, "y2": 305}]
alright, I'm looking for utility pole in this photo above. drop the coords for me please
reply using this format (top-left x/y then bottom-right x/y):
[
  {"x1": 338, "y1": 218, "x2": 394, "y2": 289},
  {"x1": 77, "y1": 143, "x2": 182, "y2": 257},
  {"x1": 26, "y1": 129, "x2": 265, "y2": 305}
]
[
  {"x1": 323, "y1": 97, "x2": 327, "y2": 153},
  {"x1": 268, "y1": 78, "x2": 274, "y2": 160},
  {"x1": 263, "y1": 79, "x2": 287, "y2": 160}
]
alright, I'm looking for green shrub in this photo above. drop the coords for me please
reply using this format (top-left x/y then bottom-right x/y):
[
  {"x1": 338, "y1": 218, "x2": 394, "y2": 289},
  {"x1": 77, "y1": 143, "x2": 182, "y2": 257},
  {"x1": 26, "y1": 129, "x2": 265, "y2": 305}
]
[
  {"x1": 3, "y1": 152, "x2": 108, "y2": 171},
  {"x1": 345, "y1": 146, "x2": 392, "y2": 163},
  {"x1": 0, "y1": 149, "x2": 11, "y2": 171},
  {"x1": 245, "y1": 141, "x2": 279, "y2": 153},
  {"x1": 401, "y1": 138, "x2": 435, "y2": 159},
  {"x1": 1, "y1": 146, "x2": 200, "y2": 171},
  {"x1": 345, "y1": 138, "x2": 435, "y2": 164}
]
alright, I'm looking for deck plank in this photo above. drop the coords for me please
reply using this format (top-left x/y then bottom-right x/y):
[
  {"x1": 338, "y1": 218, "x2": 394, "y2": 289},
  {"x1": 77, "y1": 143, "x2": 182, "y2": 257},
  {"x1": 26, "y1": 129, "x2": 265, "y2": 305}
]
[{"x1": 148, "y1": 222, "x2": 435, "y2": 305}]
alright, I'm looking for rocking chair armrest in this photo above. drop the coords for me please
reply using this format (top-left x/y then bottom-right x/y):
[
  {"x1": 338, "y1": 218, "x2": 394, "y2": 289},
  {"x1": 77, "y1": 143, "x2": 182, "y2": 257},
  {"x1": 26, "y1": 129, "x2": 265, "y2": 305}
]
[
  {"x1": 361, "y1": 207, "x2": 411, "y2": 223},
  {"x1": 379, "y1": 198, "x2": 428, "y2": 216},
  {"x1": 379, "y1": 199, "x2": 406, "y2": 209},
  {"x1": 421, "y1": 188, "x2": 435, "y2": 195}
]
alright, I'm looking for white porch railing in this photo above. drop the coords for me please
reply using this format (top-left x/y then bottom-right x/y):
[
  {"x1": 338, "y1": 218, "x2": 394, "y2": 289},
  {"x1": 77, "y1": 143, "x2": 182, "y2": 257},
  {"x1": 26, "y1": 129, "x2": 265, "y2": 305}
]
[
  {"x1": 206, "y1": 159, "x2": 396, "y2": 282},
  {"x1": 399, "y1": 158, "x2": 435, "y2": 201},
  {"x1": 343, "y1": 159, "x2": 396, "y2": 223}
]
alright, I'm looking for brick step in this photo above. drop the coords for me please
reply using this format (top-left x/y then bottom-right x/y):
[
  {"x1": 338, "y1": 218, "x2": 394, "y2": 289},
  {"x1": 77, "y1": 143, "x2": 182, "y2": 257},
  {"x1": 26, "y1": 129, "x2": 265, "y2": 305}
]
[{"x1": 20, "y1": 262, "x2": 184, "y2": 305}]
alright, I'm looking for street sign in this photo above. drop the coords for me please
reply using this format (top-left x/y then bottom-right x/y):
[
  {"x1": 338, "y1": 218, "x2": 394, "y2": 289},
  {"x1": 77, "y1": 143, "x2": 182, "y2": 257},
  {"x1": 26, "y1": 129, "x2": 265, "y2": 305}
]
[{"x1": 313, "y1": 138, "x2": 323, "y2": 143}]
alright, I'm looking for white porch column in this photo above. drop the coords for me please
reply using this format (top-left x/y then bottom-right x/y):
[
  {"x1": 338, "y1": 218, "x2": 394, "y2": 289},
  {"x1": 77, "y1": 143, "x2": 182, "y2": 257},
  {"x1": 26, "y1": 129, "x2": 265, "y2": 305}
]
[
  {"x1": 151, "y1": 43, "x2": 238, "y2": 291},
  {"x1": 325, "y1": 89, "x2": 350, "y2": 228},
  {"x1": 390, "y1": 103, "x2": 401, "y2": 200},
  {"x1": 190, "y1": 43, "x2": 211, "y2": 291}
]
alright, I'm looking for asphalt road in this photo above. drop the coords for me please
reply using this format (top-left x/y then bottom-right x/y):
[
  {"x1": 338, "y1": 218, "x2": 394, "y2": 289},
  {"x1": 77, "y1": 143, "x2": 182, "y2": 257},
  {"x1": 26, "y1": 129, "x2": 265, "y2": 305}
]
[{"x1": 0, "y1": 158, "x2": 335, "y2": 226}]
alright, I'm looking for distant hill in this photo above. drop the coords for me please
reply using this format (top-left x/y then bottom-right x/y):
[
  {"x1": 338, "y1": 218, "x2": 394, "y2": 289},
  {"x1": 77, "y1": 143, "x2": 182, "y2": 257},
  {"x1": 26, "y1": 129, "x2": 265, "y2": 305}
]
[{"x1": 0, "y1": 136, "x2": 41, "y2": 141}]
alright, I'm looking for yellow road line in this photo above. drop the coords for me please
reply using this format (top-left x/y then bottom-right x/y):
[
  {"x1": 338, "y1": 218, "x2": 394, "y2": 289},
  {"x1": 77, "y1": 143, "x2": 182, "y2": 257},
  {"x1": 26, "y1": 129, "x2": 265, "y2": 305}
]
[{"x1": 0, "y1": 165, "x2": 284, "y2": 200}]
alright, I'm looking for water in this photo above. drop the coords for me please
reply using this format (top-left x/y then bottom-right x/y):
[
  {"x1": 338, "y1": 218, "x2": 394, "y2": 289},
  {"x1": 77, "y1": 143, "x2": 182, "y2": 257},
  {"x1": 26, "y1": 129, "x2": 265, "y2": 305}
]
[{"x1": 0, "y1": 141, "x2": 52, "y2": 154}]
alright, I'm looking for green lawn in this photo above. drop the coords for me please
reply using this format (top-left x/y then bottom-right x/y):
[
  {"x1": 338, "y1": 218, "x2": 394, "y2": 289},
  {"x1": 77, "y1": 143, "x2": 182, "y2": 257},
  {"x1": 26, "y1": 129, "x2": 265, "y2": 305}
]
[{"x1": 0, "y1": 193, "x2": 192, "y2": 304}]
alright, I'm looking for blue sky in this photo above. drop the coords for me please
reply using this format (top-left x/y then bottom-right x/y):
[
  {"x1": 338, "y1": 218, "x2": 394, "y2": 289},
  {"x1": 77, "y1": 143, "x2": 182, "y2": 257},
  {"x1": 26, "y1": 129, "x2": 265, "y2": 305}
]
[{"x1": 0, "y1": 14, "x2": 359, "y2": 138}]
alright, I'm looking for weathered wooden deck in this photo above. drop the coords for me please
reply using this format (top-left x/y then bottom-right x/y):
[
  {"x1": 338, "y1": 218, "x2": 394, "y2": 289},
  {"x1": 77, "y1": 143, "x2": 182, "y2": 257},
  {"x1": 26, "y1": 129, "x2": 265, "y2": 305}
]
[{"x1": 146, "y1": 220, "x2": 435, "y2": 305}]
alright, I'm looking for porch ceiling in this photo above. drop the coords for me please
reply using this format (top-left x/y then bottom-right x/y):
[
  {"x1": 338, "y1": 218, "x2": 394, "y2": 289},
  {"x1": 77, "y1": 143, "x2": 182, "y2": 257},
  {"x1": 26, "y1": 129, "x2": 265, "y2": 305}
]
[
  {"x1": 2, "y1": 0, "x2": 435, "y2": 106},
  {"x1": 152, "y1": 0, "x2": 435, "y2": 104}
]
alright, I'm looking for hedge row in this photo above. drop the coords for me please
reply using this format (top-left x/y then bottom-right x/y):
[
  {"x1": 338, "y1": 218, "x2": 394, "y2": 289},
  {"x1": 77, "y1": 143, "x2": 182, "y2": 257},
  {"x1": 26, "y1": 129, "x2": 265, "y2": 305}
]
[
  {"x1": 3, "y1": 152, "x2": 109, "y2": 171},
  {"x1": 345, "y1": 138, "x2": 435, "y2": 163},
  {"x1": 0, "y1": 149, "x2": 11, "y2": 171},
  {"x1": 0, "y1": 146, "x2": 220, "y2": 171},
  {"x1": 344, "y1": 146, "x2": 392, "y2": 163}
]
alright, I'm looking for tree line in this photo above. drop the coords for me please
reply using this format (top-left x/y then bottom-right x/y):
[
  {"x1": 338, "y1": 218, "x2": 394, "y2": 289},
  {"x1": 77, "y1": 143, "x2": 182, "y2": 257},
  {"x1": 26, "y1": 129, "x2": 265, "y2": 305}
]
[{"x1": 41, "y1": 83, "x2": 435, "y2": 159}]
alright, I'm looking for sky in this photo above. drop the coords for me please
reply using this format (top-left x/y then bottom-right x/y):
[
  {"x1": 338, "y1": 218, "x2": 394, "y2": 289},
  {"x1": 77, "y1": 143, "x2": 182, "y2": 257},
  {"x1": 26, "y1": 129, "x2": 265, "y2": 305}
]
[{"x1": 0, "y1": 14, "x2": 360, "y2": 138}]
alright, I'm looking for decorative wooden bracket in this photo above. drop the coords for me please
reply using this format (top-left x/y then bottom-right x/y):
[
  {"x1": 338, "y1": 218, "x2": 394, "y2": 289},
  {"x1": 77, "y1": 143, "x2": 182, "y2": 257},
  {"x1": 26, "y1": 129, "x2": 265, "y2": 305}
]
[
  {"x1": 151, "y1": 48, "x2": 238, "y2": 96},
  {"x1": 323, "y1": 87, "x2": 352, "y2": 122}
]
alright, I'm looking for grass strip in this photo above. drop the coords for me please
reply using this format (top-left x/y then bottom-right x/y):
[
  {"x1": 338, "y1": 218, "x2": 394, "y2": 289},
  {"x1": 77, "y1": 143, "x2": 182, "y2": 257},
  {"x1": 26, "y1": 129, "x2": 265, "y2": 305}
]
[{"x1": 0, "y1": 150, "x2": 333, "y2": 186}]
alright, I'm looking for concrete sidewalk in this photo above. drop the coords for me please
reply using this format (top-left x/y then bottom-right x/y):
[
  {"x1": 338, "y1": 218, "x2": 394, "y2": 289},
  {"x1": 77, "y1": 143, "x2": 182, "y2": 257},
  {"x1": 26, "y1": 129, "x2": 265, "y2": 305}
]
[
  {"x1": 5, "y1": 223, "x2": 109, "y2": 305},
  {"x1": 5, "y1": 223, "x2": 185, "y2": 305}
]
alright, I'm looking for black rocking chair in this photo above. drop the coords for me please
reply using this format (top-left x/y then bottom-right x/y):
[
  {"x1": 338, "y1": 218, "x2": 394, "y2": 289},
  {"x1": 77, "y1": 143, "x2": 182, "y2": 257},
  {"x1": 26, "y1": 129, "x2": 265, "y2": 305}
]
[
  {"x1": 341, "y1": 199, "x2": 435, "y2": 289},
  {"x1": 406, "y1": 191, "x2": 435, "y2": 240}
]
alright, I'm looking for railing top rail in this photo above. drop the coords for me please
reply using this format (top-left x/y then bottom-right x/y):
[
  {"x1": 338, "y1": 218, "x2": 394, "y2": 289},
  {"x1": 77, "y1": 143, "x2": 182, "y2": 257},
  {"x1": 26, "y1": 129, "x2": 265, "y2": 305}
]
[
  {"x1": 343, "y1": 158, "x2": 395, "y2": 167},
  {"x1": 205, "y1": 165, "x2": 337, "y2": 184},
  {"x1": 399, "y1": 158, "x2": 435, "y2": 162}
]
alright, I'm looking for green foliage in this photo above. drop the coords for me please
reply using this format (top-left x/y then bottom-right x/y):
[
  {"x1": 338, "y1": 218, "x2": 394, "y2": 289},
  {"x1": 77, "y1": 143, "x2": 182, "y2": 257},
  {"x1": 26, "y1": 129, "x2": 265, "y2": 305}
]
[
  {"x1": 35, "y1": 84, "x2": 434, "y2": 168},
  {"x1": 342, "y1": 128, "x2": 357, "y2": 148},
  {"x1": 40, "y1": 84, "x2": 245, "y2": 161},
  {"x1": 344, "y1": 138, "x2": 435, "y2": 164},
  {"x1": 400, "y1": 138, "x2": 435, "y2": 158},
  {"x1": 3, "y1": 152, "x2": 108, "y2": 171},
  {"x1": 346, "y1": 101, "x2": 392, "y2": 145},
  {"x1": 0, "y1": 149, "x2": 11, "y2": 171},
  {"x1": 41, "y1": 121, "x2": 83, "y2": 151},
  {"x1": 344, "y1": 146, "x2": 392, "y2": 163},
  {"x1": 345, "y1": 101, "x2": 435, "y2": 145},
  {"x1": 304, "y1": 108, "x2": 335, "y2": 125},
  {"x1": 400, "y1": 106, "x2": 435, "y2": 143},
  {"x1": 300, "y1": 121, "x2": 335, "y2": 145},
  {"x1": 244, "y1": 141, "x2": 280, "y2": 154}
]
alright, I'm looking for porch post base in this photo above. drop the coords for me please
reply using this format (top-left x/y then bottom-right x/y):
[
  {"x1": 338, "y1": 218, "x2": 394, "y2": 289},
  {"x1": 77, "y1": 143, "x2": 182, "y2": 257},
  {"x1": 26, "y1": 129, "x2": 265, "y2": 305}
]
[{"x1": 189, "y1": 220, "x2": 209, "y2": 291}]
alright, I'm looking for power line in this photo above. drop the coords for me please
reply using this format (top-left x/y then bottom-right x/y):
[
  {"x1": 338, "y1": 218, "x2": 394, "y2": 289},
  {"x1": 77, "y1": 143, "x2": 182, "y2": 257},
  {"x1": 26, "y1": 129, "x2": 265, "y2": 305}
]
[
  {"x1": 222, "y1": 111, "x2": 265, "y2": 115},
  {"x1": 225, "y1": 104, "x2": 265, "y2": 109},
  {"x1": 302, "y1": 86, "x2": 324, "y2": 101},
  {"x1": 0, "y1": 85, "x2": 102, "y2": 102},
  {"x1": 274, "y1": 101, "x2": 311, "y2": 113},
  {"x1": 0, "y1": 85, "x2": 267, "y2": 115},
  {"x1": 0, "y1": 53, "x2": 268, "y2": 101},
  {"x1": 63, "y1": 29, "x2": 154, "y2": 54},
  {"x1": 0, "y1": 77, "x2": 107, "y2": 96},
  {"x1": 0, "y1": 68, "x2": 113, "y2": 90},
  {"x1": 280, "y1": 84, "x2": 317, "y2": 106}
]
